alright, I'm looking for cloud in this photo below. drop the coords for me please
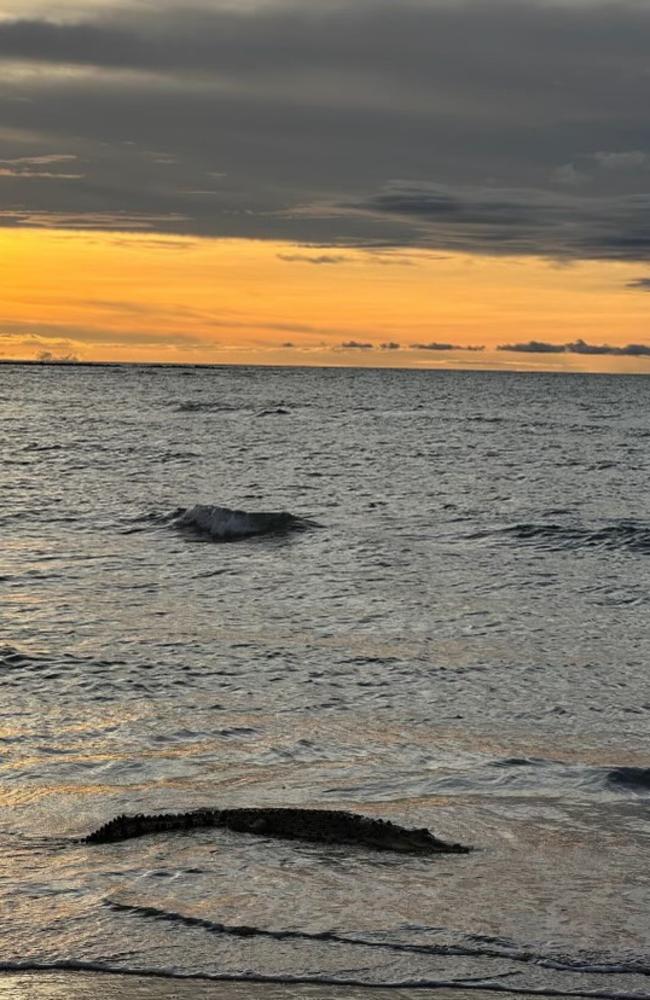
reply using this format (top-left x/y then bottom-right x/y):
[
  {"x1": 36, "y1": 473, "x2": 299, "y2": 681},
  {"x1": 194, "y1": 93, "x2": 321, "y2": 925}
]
[
  {"x1": 0, "y1": 318, "x2": 212, "y2": 349},
  {"x1": 178, "y1": 188, "x2": 222, "y2": 196},
  {"x1": 0, "y1": 153, "x2": 78, "y2": 164},
  {"x1": 339, "y1": 340, "x2": 373, "y2": 349},
  {"x1": 277, "y1": 253, "x2": 349, "y2": 265},
  {"x1": 0, "y1": 168, "x2": 83, "y2": 178},
  {"x1": 593, "y1": 151, "x2": 649, "y2": 171},
  {"x1": 567, "y1": 339, "x2": 650, "y2": 357},
  {"x1": 103, "y1": 237, "x2": 194, "y2": 251},
  {"x1": 498, "y1": 339, "x2": 650, "y2": 357},
  {"x1": 626, "y1": 277, "x2": 650, "y2": 290},
  {"x1": 344, "y1": 181, "x2": 650, "y2": 261},
  {"x1": 380, "y1": 341, "x2": 400, "y2": 350},
  {"x1": 0, "y1": 208, "x2": 189, "y2": 229},
  {"x1": 36, "y1": 349, "x2": 79, "y2": 362},
  {"x1": 553, "y1": 163, "x2": 586, "y2": 187},
  {"x1": 411, "y1": 341, "x2": 485, "y2": 352},
  {"x1": 553, "y1": 150, "x2": 649, "y2": 188},
  {"x1": 497, "y1": 340, "x2": 566, "y2": 354},
  {"x1": 1, "y1": 310, "x2": 378, "y2": 346},
  {"x1": 1, "y1": 2, "x2": 650, "y2": 259}
]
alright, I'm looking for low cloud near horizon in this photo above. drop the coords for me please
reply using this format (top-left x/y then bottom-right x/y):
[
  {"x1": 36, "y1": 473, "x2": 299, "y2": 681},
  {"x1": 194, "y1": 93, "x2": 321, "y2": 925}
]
[
  {"x1": 335, "y1": 341, "x2": 485, "y2": 352},
  {"x1": 498, "y1": 339, "x2": 650, "y2": 357},
  {"x1": 411, "y1": 342, "x2": 485, "y2": 352},
  {"x1": 277, "y1": 253, "x2": 350, "y2": 265},
  {"x1": 1, "y1": 0, "x2": 650, "y2": 262}
]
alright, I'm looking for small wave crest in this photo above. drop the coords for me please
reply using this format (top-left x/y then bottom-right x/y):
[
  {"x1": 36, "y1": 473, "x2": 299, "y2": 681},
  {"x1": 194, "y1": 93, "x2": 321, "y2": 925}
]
[
  {"x1": 0, "y1": 644, "x2": 41, "y2": 668},
  {"x1": 605, "y1": 767, "x2": 650, "y2": 792},
  {"x1": 473, "y1": 520, "x2": 650, "y2": 554},
  {"x1": 175, "y1": 401, "x2": 253, "y2": 413},
  {"x1": 479, "y1": 757, "x2": 650, "y2": 798},
  {"x1": 172, "y1": 504, "x2": 318, "y2": 541}
]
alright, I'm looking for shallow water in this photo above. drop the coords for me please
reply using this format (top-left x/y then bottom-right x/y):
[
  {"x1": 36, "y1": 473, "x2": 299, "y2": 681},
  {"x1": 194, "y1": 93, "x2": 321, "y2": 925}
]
[
  {"x1": 0, "y1": 974, "x2": 542, "y2": 1000},
  {"x1": 1, "y1": 363, "x2": 649, "y2": 998}
]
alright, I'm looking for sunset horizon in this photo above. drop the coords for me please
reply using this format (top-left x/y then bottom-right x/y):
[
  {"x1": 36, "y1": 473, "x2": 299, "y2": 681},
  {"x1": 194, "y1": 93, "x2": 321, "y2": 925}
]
[
  {"x1": 2, "y1": 227, "x2": 650, "y2": 372},
  {"x1": 2, "y1": 0, "x2": 650, "y2": 372}
]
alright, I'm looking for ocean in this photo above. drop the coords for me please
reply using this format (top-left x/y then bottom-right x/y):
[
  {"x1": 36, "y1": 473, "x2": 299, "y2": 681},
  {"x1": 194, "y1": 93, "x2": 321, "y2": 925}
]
[{"x1": 0, "y1": 362, "x2": 648, "y2": 999}]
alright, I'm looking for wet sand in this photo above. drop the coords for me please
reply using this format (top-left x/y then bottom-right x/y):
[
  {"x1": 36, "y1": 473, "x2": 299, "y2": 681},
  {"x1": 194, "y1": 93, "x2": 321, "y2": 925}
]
[{"x1": 0, "y1": 974, "x2": 531, "y2": 1000}]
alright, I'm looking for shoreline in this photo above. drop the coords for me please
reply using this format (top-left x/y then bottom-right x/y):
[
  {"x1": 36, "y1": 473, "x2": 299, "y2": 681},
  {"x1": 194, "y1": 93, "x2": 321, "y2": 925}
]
[{"x1": 0, "y1": 972, "x2": 540, "y2": 1000}]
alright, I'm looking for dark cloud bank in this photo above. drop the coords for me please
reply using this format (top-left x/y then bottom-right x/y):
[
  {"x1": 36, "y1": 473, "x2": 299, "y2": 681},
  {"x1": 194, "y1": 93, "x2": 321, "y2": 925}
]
[
  {"x1": 1, "y1": 0, "x2": 650, "y2": 262},
  {"x1": 331, "y1": 340, "x2": 650, "y2": 355},
  {"x1": 335, "y1": 341, "x2": 482, "y2": 352},
  {"x1": 277, "y1": 253, "x2": 349, "y2": 265},
  {"x1": 498, "y1": 339, "x2": 650, "y2": 357}
]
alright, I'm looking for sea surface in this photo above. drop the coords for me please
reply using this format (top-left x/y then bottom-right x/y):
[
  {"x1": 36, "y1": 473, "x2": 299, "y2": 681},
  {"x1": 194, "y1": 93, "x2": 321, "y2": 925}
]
[{"x1": 0, "y1": 362, "x2": 649, "y2": 999}]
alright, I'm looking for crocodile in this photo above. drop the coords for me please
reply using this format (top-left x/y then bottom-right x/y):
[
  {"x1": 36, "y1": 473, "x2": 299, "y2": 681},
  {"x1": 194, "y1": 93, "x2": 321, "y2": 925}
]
[{"x1": 82, "y1": 806, "x2": 471, "y2": 854}]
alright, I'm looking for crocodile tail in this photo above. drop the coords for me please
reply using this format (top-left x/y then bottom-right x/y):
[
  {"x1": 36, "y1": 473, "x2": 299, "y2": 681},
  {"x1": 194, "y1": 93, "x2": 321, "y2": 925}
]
[{"x1": 83, "y1": 809, "x2": 224, "y2": 844}]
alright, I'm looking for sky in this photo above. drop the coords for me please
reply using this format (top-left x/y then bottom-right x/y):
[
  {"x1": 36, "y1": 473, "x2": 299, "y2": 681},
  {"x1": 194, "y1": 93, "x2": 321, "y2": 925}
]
[{"x1": 1, "y1": 0, "x2": 650, "y2": 370}]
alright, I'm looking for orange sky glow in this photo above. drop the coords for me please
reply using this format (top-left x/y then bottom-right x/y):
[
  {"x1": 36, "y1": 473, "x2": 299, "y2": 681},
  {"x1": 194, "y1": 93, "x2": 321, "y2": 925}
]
[{"x1": 2, "y1": 226, "x2": 650, "y2": 373}]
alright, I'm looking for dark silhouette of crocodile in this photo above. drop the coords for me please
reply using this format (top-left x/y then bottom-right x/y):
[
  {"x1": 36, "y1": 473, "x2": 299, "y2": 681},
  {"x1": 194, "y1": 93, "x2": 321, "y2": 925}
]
[{"x1": 83, "y1": 807, "x2": 471, "y2": 854}]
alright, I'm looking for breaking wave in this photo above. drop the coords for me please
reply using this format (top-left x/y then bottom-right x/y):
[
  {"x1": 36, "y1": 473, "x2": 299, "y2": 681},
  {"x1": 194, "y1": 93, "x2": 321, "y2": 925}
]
[
  {"x1": 473, "y1": 520, "x2": 650, "y2": 554},
  {"x1": 171, "y1": 504, "x2": 317, "y2": 541}
]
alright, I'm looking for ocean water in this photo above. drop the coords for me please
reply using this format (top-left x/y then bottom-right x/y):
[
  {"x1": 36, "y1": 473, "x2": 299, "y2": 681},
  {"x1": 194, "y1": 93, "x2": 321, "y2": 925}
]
[{"x1": 0, "y1": 362, "x2": 649, "y2": 999}]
